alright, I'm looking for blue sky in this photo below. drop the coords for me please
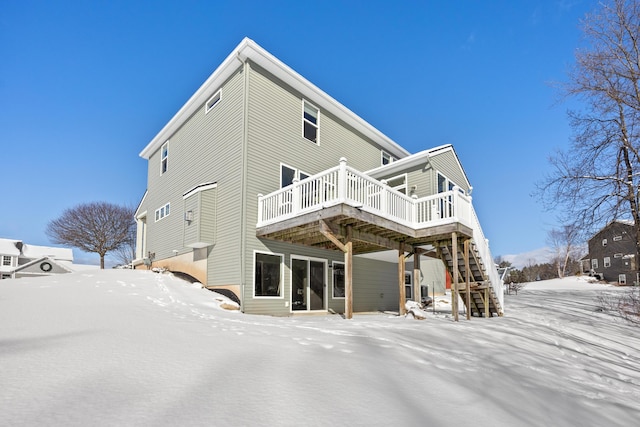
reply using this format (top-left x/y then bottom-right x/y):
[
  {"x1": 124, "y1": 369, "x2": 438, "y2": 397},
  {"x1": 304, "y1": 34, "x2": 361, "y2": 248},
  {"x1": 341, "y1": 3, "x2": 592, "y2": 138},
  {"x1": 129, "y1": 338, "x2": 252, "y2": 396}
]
[{"x1": 0, "y1": 0, "x2": 597, "y2": 265}]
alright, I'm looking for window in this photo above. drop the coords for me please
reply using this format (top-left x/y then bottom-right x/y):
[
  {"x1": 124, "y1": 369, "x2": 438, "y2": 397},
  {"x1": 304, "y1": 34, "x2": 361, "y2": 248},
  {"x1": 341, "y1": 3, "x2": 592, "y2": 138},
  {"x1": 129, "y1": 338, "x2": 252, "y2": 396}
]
[
  {"x1": 619, "y1": 274, "x2": 627, "y2": 285},
  {"x1": 302, "y1": 101, "x2": 319, "y2": 143},
  {"x1": 613, "y1": 235, "x2": 622, "y2": 241},
  {"x1": 602, "y1": 238, "x2": 607, "y2": 246},
  {"x1": 155, "y1": 203, "x2": 170, "y2": 222},
  {"x1": 604, "y1": 257, "x2": 611, "y2": 268},
  {"x1": 405, "y1": 272, "x2": 412, "y2": 300},
  {"x1": 333, "y1": 262, "x2": 345, "y2": 298},
  {"x1": 161, "y1": 142, "x2": 169, "y2": 174},
  {"x1": 614, "y1": 253, "x2": 623, "y2": 258},
  {"x1": 254, "y1": 252, "x2": 282, "y2": 297},
  {"x1": 2, "y1": 256, "x2": 11, "y2": 266},
  {"x1": 386, "y1": 174, "x2": 407, "y2": 194},
  {"x1": 591, "y1": 258, "x2": 598, "y2": 269},
  {"x1": 281, "y1": 164, "x2": 309, "y2": 188},
  {"x1": 381, "y1": 151, "x2": 396, "y2": 165},
  {"x1": 205, "y1": 89, "x2": 221, "y2": 113}
]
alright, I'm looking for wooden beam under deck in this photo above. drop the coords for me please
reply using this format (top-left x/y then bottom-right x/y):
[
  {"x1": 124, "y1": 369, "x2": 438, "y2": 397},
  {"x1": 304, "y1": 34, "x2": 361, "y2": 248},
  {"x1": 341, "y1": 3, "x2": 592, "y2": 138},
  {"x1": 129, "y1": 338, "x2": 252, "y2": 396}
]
[{"x1": 256, "y1": 203, "x2": 473, "y2": 255}]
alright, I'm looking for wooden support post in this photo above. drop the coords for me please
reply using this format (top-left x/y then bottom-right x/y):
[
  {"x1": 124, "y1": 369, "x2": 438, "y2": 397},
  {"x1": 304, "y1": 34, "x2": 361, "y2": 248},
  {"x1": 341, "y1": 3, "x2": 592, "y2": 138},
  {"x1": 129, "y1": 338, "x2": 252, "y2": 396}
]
[
  {"x1": 398, "y1": 242, "x2": 406, "y2": 315},
  {"x1": 484, "y1": 286, "x2": 489, "y2": 318},
  {"x1": 414, "y1": 249, "x2": 421, "y2": 304},
  {"x1": 452, "y1": 232, "x2": 459, "y2": 322},
  {"x1": 345, "y1": 227, "x2": 353, "y2": 320},
  {"x1": 464, "y1": 239, "x2": 471, "y2": 320}
]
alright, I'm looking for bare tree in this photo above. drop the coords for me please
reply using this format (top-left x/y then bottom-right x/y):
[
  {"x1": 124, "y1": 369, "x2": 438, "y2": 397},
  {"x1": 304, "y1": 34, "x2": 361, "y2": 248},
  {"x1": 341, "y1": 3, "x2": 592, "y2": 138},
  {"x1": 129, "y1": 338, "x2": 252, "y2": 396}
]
[
  {"x1": 46, "y1": 202, "x2": 135, "y2": 269},
  {"x1": 111, "y1": 223, "x2": 136, "y2": 267},
  {"x1": 539, "y1": 0, "x2": 640, "y2": 258},
  {"x1": 547, "y1": 224, "x2": 582, "y2": 278}
]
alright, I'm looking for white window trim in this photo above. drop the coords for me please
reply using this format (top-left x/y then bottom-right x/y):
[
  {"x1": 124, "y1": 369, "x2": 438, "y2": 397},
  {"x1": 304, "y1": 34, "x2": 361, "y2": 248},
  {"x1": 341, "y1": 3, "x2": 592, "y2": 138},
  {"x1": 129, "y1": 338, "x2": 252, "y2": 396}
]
[
  {"x1": 332, "y1": 261, "x2": 345, "y2": 299},
  {"x1": 604, "y1": 257, "x2": 611, "y2": 268},
  {"x1": 619, "y1": 274, "x2": 627, "y2": 284},
  {"x1": 160, "y1": 141, "x2": 169, "y2": 175},
  {"x1": 2, "y1": 255, "x2": 12, "y2": 267},
  {"x1": 205, "y1": 89, "x2": 221, "y2": 113},
  {"x1": 602, "y1": 238, "x2": 608, "y2": 246},
  {"x1": 614, "y1": 253, "x2": 623, "y2": 258},
  {"x1": 386, "y1": 173, "x2": 408, "y2": 194},
  {"x1": 302, "y1": 99, "x2": 320, "y2": 144},
  {"x1": 381, "y1": 150, "x2": 396, "y2": 166},
  {"x1": 280, "y1": 163, "x2": 310, "y2": 188},
  {"x1": 592, "y1": 258, "x2": 599, "y2": 269},
  {"x1": 613, "y1": 235, "x2": 622, "y2": 241},
  {"x1": 154, "y1": 202, "x2": 170, "y2": 222},
  {"x1": 405, "y1": 271, "x2": 413, "y2": 300},
  {"x1": 253, "y1": 250, "x2": 285, "y2": 299}
]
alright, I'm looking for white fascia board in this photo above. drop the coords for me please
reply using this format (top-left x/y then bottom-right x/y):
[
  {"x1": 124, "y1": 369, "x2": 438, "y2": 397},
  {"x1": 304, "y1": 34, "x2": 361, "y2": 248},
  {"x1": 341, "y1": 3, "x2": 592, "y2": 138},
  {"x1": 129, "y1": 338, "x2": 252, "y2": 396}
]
[
  {"x1": 366, "y1": 144, "x2": 471, "y2": 189},
  {"x1": 139, "y1": 38, "x2": 409, "y2": 160}
]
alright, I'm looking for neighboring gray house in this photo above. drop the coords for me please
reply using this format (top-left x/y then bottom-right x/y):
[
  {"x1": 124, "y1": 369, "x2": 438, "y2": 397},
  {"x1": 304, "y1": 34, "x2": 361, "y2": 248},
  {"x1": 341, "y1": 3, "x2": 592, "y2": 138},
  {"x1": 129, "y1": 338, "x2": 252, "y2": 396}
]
[
  {"x1": 0, "y1": 238, "x2": 74, "y2": 279},
  {"x1": 583, "y1": 220, "x2": 637, "y2": 285},
  {"x1": 134, "y1": 38, "x2": 503, "y2": 318}
]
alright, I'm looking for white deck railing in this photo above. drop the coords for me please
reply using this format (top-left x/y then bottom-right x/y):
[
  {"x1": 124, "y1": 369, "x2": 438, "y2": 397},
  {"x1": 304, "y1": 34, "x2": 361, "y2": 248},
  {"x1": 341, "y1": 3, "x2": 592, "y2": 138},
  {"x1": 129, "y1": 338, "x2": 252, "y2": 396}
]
[
  {"x1": 256, "y1": 158, "x2": 502, "y2": 311},
  {"x1": 257, "y1": 158, "x2": 473, "y2": 230}
]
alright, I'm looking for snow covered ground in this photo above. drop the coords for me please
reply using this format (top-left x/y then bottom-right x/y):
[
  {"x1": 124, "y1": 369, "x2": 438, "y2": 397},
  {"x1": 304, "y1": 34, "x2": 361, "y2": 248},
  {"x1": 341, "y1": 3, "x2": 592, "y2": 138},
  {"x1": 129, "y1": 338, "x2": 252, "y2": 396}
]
[{"x1": 1, "y1": 271, "x2": 639, "y2": 426}]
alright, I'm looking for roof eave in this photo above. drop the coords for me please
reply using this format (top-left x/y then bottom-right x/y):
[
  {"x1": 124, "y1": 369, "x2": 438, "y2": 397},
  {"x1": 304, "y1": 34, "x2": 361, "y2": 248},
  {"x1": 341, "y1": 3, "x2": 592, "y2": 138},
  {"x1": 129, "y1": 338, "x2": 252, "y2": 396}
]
[{"x1": 139, "y1": 38, "x2": 409, "y2": 160}]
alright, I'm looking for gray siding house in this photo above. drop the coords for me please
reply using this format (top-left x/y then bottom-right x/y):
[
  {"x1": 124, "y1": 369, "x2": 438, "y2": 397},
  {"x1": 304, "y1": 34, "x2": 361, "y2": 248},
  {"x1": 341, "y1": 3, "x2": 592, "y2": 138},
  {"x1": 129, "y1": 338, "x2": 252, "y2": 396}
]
[
  {"x1": 584, "y1": 220, "x2": 637, "y2": 284},
  {"x1": 134, "y1": 38, "x2": 503, "y2": 318}
]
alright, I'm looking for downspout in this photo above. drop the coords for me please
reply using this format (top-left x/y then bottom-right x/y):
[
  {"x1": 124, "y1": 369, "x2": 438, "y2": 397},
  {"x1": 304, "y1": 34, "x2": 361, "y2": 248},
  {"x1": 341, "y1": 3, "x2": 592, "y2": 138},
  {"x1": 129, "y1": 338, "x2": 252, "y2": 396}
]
[{"x1": 239, "y1": 53, "x2": 250, "y2": 313}]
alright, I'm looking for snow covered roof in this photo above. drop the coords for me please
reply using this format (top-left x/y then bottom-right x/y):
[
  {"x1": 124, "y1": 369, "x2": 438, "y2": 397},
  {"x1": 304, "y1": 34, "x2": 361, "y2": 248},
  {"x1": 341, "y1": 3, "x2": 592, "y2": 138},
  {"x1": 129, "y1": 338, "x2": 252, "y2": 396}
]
[
  {"x1": 0, "y1": 238, "x2": 21, "y2": 256},
  {"x1": 22, "y1": 244, "x2": 73, "y2": 262},
  {"x1": 139, "y1": 37, "x2": 410, "y2": 161}
]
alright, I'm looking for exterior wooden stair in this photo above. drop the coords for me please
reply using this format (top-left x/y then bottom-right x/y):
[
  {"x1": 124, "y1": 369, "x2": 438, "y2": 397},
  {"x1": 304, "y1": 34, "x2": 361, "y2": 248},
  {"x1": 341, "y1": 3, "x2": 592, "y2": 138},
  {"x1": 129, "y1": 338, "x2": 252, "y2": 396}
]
[{"x1": 439, "y1": 240, "x2": 503, "y2": 317}]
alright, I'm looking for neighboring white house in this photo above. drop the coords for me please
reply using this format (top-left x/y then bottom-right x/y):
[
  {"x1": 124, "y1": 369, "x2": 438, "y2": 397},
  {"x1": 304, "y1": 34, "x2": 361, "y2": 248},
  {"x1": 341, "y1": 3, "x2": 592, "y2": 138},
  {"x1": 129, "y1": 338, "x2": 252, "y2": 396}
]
[{"x1": 0, "y1": 238, "x2": 88, "y2": 279}]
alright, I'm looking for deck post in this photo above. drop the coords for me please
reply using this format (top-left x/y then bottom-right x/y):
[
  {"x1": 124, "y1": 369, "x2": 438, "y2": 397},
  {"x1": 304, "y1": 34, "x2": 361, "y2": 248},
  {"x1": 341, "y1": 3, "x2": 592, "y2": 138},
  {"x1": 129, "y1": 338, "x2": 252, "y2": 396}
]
[
  {"x1": 292, "y1": 178, "x2": 300, "y2": 215},
  {"x1": 485, "y1": 287, "x2": 489, "y2": 318},
  {"x1": 345, "y1": 226, "x2": 353, "y2": 319},
  {"x1": 414, "y1": 249, "x2": 421, "y2": 304},
  {"x1": 398, "y1": 241, "x2": 406, "y2": 315},
  {"x1": 464, "y1": 239, "x2": 471, "y2": 320},
  {"x1": 338, "y1": 157, "x2": 347, "y2": 203},
  {"x1": 452, "y1": 232, "x2": 459, "y2": 321}
]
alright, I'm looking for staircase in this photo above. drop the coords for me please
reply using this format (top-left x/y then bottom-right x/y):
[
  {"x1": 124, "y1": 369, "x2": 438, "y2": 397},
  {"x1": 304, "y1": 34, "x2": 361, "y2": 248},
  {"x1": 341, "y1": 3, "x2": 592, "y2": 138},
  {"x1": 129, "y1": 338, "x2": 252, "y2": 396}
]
[{"x1": 439, "y1": 240, "x2": 503, "y2": 317}]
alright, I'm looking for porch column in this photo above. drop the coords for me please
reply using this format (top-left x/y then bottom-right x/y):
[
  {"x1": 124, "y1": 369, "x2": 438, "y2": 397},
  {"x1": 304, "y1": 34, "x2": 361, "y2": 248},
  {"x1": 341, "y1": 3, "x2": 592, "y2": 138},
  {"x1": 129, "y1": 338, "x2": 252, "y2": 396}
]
[
  {"x1": 452, "y1": 232, "x2": 459, "y2": 322},
  {"x1": 345, "y1": 227, "x2": 353, "y2": 320},
  {"x1": 398, "y1": 242, "x2": 406, "y2": 315},
  {"x1": 413, "y1": 249, "x2": 421, "y2": 304}
]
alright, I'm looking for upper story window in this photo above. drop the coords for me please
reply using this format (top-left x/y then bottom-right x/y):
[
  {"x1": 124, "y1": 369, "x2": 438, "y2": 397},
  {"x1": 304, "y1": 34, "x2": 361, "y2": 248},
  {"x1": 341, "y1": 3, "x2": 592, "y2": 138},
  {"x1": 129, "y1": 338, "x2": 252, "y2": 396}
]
[
  {"x1": 602, "y1": 238, "x2": 608, "y2": 246},
  {"x1": 381, "y1": 151, "x2": 396, "y2": 165},
  {"x1": 303, "y1": 101, "x2": 319, "y2": 143},
  {"x1": 613, "y1": 235, "x2": 622, "y2": 241},
  {"x1": 155, "y1": 203, "x2": 170, "y2": 222},
  {"x1": 604, "y1": 257, "x2": 611, "y2": 268},
  {"x1": 2, "y1": 256, "x2": 11, "y2": 266},
  {"x1": 161, "y1": 142, "x2": 169, "y2": 175},
  {"x1": 281, "y1": 164, "x2": 310, "y2": 188},
  {"x1": 205, "y1": 89, "x2": 221, "y2": 113}
]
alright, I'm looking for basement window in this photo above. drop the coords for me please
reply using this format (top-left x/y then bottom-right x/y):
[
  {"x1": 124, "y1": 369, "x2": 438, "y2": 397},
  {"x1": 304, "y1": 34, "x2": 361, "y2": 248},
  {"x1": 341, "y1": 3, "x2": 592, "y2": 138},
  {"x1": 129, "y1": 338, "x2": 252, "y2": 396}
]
[{"x1": 254, "y1": 252, "x2": 283, "y2": 297}]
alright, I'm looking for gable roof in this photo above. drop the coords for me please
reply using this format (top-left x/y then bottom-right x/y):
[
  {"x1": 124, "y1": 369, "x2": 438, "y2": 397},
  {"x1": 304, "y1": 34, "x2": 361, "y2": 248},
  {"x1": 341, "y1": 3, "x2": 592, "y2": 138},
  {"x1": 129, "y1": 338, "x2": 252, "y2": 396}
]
[
  {"x1": 365, "y1": 144, "x2": 472, "y2": 190},
  {"x1": 139, "y1": 38, "x2": 410, "y2": 161},
  {"x1": 0, "y1": 238, "x2": 21, "y2": 256},
  {"x1": 12, "y1": 256, "x2": 74, "y2": 275},
  {"x1": 22, "y1": 244, "x2": 73, "y2": 262}
]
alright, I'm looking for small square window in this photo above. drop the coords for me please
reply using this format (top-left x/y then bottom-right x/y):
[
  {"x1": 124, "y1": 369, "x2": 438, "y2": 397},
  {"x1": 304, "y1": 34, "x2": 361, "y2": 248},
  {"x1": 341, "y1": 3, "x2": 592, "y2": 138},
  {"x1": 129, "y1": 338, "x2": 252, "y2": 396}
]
[
  {"x1": 602, "y1": 238, "x2": 607, "y2": 246},
  {"x1": 2, "y1": 256, "x2": 11, "y2": 266},
  {"x1": 205, "y1": 90, "x2": 221, "y2": 113}
]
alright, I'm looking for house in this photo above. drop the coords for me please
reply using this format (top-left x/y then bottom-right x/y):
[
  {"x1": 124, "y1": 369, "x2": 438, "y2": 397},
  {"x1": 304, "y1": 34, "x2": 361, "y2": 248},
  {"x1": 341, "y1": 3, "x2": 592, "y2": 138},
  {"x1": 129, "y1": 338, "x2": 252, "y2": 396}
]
[
  {"x1": 0, "y1": 238, "x2": 75, "y2": 279},
  {"x1": 583, "y1": 220, "x2": 637, "y2": 285},
  {"x1": 134, "y1": 38, "x2": 503, "y2": 319}
]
